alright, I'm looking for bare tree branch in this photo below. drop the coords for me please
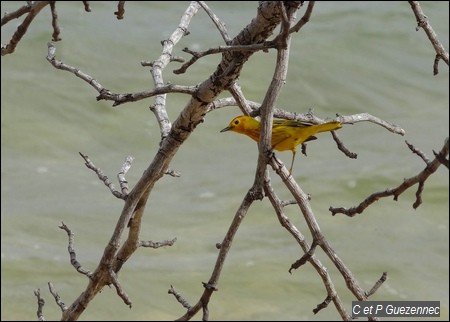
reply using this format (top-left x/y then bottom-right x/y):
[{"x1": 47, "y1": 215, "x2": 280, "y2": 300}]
[
  {"x1": 409, "y1": 1, "x2": 449, "y2": 75},
  {"x1": 169, "y1": 285, "x2": 192, "y2": 310},
  {"x1": 59, "y1": 222, "x2": 93, "y2": 278},
  {"x1": 366, "y1": 272, "x2": 388, "y2": 297},
  {"x1": 110, "y1": 270, "x2": 132, "y2": 308},
  {"x1": 173, "y1": 43, "x2": 277, "y2": 75},
  {"x1": 34, "y1": 289, "x2": 46, "y2": 321},
  {"x1": 175, "y1": 190, "x2": 257, "y2": 320},
  {"x1": 82, "y1": 1, "x2": 91, "y2": 12},
  {"x1": 139, "y1": 238, "x2": 177, "y2": 248},
  {"x1": 290, "y1": 1, "x2": 315, "y2": 33},
  {"x1": 79, "y1": 152, "x2": 125, "y2": 200},
  {"x1": 263, "y1": 176, "x2": 350, "y2": 319},
  {"x1": 1, "y1": 2, "x2": 35, "y2": 26},
  {"x1": 2, "y1": 1, "x2": 446, "y2": 320},
  {"x1": 49, "y1": 1, "x2": 61, "y2": 41},
  {"x1": 118, "y1": 156, "x2": 134, "y2": 197},
  {"x1": 330, "y1": 138, "x2": 449, "y2": 216},
  {"x1": 48, "y1": 282, "x2": 68, "y2": 312},
  {"x1": 1, "y1": 1, "x2": 50, "y2": 55},
  {"x1": 114, "y1": 1, "x2": 125, "y2": 19},
  {"x1": 197, "y1": 1, "x2": 232, "y2": 44}
]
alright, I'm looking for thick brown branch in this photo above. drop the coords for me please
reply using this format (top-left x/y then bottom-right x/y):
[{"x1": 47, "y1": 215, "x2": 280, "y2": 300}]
[
  {"x1": 49, "y1": 2, "x2": 61, "y2": 41},
  {"x1": 82, "y1": 1, "x2": 91, "y2": 12},
  {"x1": 114, "y1": 1, "x2": 125, "y2": 19},
  {"x1": 1, "y1": 1, "x2": 50, "y2": 56},
  {"x1": 1, "y1": 2, "x2": 33, "y2": 25}
]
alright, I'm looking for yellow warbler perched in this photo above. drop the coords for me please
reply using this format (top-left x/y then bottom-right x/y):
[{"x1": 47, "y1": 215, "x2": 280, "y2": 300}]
[{"x1": 220, "y1": 115, "x2": 342, "y2": 174}]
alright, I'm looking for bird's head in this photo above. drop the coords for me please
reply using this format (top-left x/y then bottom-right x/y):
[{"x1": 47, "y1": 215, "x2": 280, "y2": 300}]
[{"x1": 220, "y1": 115, "x2": 257, "y2": 134}]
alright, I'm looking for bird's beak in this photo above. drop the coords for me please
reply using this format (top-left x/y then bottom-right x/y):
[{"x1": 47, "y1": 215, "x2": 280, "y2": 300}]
[{"x1": 220, "y1": 126, "x2": 232, "y2": 133}]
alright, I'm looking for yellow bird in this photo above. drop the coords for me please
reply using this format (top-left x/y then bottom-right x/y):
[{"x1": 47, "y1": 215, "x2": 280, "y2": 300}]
[{"x1": 220, "y1": 115, "x2": 342, "y2": 174}]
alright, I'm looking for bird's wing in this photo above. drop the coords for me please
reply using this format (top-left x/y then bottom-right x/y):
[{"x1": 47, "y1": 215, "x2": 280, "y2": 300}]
[
  {"x1": 272, "y1": 119, "x2": 314, "y2": 128},
  {"x1": 271, "y1": 129, "x2": 294, "y2": 151}
]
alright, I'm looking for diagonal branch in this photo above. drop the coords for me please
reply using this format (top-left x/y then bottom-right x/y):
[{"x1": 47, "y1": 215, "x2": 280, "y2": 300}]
[
  {"x1": 330, "y1": 138, "x2": 449, "y2": 216},
  {"x1": 197, "y1": 1, "x2": 231, "y2": 44},
  {"x1": 175, "y1": 190, "x2": 257, "y2": 320},
  {"x1": 48, "y1": 282, "x2": 68, "y2": 312},
  {"x1": 263, "y1": 176, "x2": 350, "y2": 319},
  {"x1": 1, "y1": 1, "x2": 50, "y2": 55},
  {"x1": 408, "y1": 1, "x2": 449, "y2": 75},
  {"x1": 79, "y1": 152, "x2": 126, "y2": 200}
]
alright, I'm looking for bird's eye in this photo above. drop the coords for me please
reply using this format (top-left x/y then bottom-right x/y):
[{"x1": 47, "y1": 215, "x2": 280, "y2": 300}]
[{"x1": 234, "y1": 120, "x2": 239, "y2": 125}]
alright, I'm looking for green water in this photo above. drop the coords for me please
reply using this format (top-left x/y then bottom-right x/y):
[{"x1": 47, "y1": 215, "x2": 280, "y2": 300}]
[{"x1": 1, "y1": 1, "x2": 448, "y2": 321}]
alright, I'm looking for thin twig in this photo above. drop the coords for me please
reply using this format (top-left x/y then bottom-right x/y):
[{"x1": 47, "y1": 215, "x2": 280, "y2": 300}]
[
  {"x1": 169, "y1": 285, "x2": 192, "y2": 310},
  {"x1": 290, "y1": 1, "x2": 315, "y2": 33},
  {"x1": 332, "y1": 130, "x2": 358, "y2": 159},
  {"x1": 48, "y1": 282, "x2": 67, "y2": 312},
  {"x1": 366, "y1": 272, "x2": 388, "y2": 297},
  {"x1": 79, "y1": 152, "x2": 124, "y2": 199},
  {"x1": 118, "y1": 156, "x2": 134, "y2": 197},
  {"x1": 110, "y1": 270, "x2": 132, "y2": 308},
  {"x1": 139, "y1": 238, "x2": 177, "y2": 248},
  {"x1": 406, "y1": 140, "x2": 430, "y2": 164},
  {"x1": 197, "y1": 1, "x2": 231, "y2": 44},
  {"x1": 433, "y1": 149, "x2": 449, "y2": 169},
  {"x1": 34, "y1": 289, "x2": 46, "y2": 321},
  {"x1": 59, "y1": 222, "x2": 93, "y2": 278},
  {"x1": 313, "y1": 295, "x2": 331, "y2": 315},
  {"x1": 173, "y1": 43, "x2": 276, "y2": 75}
]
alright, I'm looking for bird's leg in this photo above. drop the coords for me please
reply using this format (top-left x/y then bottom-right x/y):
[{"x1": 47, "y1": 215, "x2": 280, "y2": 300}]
[{"x1": 289, "y1": 151, "x2": 296, "y2": 175}]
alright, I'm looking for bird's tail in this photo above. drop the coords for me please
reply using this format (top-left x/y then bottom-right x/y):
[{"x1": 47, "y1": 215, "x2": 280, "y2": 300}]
[{"x1": 311, "y1": 121, "x2": 342, "y2": 134}]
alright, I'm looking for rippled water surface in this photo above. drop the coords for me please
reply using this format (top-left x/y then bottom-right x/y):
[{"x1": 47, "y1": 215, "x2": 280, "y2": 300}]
[{"x1": 2, "y1": 1, "x2": 448, "y2": 320}]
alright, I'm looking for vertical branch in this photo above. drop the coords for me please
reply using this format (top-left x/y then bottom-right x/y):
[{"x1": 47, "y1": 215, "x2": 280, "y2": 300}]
[
  {"x1": 149, "y1": 1, "x2": 202, "y2": 139},
  {"x1": 256, "y1": 2, "x2": 299, "y2": 192}
]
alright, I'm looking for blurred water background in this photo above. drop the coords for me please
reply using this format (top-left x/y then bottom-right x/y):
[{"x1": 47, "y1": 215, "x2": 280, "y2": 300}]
[{"x1": 1, "y1": 1, "x2": 448, "y2": 320}]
